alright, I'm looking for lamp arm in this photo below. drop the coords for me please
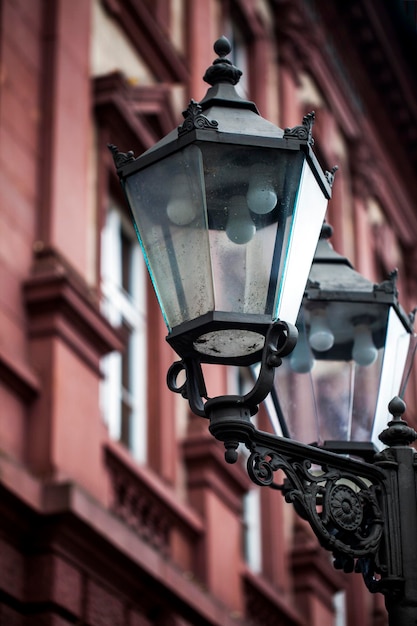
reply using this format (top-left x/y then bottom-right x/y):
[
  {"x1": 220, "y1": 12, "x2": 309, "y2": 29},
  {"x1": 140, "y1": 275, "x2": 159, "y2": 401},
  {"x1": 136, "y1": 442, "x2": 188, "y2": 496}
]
[
  {"x1": 167, "y1": 322, "x2": 417, "y2": 617},
  {"x1": 210, "y1": 398, "x2": 417, "y2": 619},
  {"x1": 167, "y1": 358, "x2": 208, "y2": 418},
  {"x1": 209, "y1": 410, "x2": 386, "y2": 575},
  {"x1": 246, "y1": 428, "x2": 385, "y2": 567}
]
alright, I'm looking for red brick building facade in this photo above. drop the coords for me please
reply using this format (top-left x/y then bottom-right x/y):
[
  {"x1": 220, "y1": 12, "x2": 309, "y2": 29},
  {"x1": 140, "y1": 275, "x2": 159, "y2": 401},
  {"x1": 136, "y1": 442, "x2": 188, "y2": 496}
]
[{"x1": 0, "y1": 1, "x2": 416, "y2": 625}]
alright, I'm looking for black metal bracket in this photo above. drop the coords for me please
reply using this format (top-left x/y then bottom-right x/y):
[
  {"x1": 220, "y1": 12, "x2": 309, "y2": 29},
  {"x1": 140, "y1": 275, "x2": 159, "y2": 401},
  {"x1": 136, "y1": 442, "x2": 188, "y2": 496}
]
[
  {"x1": 167, "y1": 321, "x2": 297, "y2": 423},
  {"x1": 167, "y1": 321, "x2": 417, "y2": 616}
]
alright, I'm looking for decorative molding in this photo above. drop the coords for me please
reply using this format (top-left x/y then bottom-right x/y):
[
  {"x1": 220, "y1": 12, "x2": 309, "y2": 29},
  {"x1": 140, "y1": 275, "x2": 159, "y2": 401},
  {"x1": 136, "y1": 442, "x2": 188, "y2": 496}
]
[
  {"x1": 0, "y1": 349, "x2": 40, "y2": 403},
  {"x1": 24, "y1": 247, "x2": 124, "y2": 374},
  {"x1": 243, "y1": 567, "x2": 304, "y2": 626},
  {"x1": 291, "y1": 521, "x2": 345, "y2": 613},
  {"x1": 0, "y1": 478, "x2": 238, "y2": 626},
  {"x1": 274, "y1": 0, "x2": 324, "y2": 84},
  {"x1": 105, "y1": 442, "x2": 203, "y2": 558},
  {"x1": 349, "y1": 140, "x2": 377, "y2": 201},
  {"x1": 94, "y1": 71, "x2": 177, "y2": 154},
  {"x1": 284, "y1": 111, "x2": 315, "y2": 145},
  {"x1": 108, "y1": 143, "x2": 135, "y2": 169},
  {"x1": 182, "y1": 434, "x2": 251, "y2": 516},
  {"x1": 325, "y1": 165, "x2": 338, "y2": 188}
]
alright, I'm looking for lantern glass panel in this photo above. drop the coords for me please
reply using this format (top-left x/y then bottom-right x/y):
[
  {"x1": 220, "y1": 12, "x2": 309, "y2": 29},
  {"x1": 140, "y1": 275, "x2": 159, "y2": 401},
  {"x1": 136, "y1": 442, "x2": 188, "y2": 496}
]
[
  {"x1": 199, "y1": 142, "x2": 305, "y2": 320},
  {"x1": 124, "y1": 141, "x2": 327, "y2": 348},
  {"x1": 273, "y1": 304, "x2": 411, "y2": 449},
  {"x1": 124, "y1": 145, "x2": 212, "y2": 330},
  {"x1": 371, "y1": 306, "x2": 411, "y2": 446}
]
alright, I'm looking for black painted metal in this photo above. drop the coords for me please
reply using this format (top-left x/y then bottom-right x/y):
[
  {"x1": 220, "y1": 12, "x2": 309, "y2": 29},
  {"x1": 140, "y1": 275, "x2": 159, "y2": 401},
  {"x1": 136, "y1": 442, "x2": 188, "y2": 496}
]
[
  {"x1": 306, "y1": 227, "x2": 413, "y2": 341},
  {"x1": 169, "y1": 319, "x2": 417, "y2": 625}
]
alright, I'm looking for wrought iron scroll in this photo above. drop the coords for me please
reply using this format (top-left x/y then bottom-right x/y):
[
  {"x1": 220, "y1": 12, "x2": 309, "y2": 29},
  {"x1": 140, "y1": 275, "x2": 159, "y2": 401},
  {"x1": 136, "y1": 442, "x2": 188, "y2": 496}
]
[
  {"x1": 178, "y1": 100, "x2": 219, "y2": 136},
  {"x1": 325, "y1": 165, "x2": 339, "y2": 188},
  {"x1": 247, "y1": 440, "x2": 385, "y2": 583},
  {"x1": 108, "y1": 144, "x2": 135, "y2": 169},
  {"x1": 284, "y1": 111, "x2": 316, "y2": 145}
]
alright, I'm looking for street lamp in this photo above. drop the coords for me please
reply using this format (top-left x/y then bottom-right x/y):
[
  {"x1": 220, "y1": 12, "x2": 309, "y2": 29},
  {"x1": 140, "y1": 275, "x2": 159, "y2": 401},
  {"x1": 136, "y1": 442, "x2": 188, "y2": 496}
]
[
  {"x1": 110, "y1": 38, "x2": 417, "y2": 626},
  {"x1": 278, "y1": 224, "x2": 413, "y2": 455}
]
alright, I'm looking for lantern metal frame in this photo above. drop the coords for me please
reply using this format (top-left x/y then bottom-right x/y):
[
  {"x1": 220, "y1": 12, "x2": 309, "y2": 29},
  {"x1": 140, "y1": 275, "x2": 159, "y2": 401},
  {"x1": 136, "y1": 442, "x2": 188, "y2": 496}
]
[
  {"x1": 109, "y1": 36, "x2": 335, "y2": 367},
  {"x1": 110, "y1": 37, "x2": 417, "y2": 626},
  {"x1": 278, "y1": 224, "x2": 415, "y2": 453}
]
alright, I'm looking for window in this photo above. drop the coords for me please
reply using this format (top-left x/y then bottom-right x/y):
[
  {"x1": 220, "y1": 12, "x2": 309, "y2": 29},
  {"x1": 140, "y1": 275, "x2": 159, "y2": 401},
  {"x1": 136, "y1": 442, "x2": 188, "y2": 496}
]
[
  {"x1": 229, "y1": 367, "x2": 263, "y2": 572},
  {"x1": 334, "y1": 590, "x2": 347, "y2": 626},
  {"x1": 243, "y1": 487, "x2": 262, "y2": 573},
  {"x1": 100, "y1": 204, "x2": 147, "y2": 462}
]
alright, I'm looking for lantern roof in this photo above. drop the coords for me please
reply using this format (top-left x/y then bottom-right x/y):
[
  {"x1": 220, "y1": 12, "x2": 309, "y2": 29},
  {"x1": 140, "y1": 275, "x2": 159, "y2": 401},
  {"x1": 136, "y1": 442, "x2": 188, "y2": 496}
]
[
  {"x1": 113, "y1": 37, "x2": 332, "y2": 201},
  {"x1": 109, "y1": 38, "x2": 335, "y2": 366},
  {"x1": 306, "y1": 225, "x2": 414, "y2": 332}
]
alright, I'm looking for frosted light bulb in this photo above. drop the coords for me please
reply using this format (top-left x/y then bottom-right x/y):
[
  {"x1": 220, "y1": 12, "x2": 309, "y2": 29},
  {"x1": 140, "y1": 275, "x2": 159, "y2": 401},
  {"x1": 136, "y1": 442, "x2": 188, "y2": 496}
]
[
  {"x1": 290, "y1": 330, "x2": 314, "y2": 373},
  {"x1": 309, "y1": 310, "x2": 334, "y2": 352},
  {"x1": 166, "y1": 175, "x2": 197, "y2": 225},
  {"x1": 226, "y1": 195, "x2": 256, "y2": 244},
  {"x1": 352, "y1": 324, "x2": 378, "y2": 366},
  {"x1": 246, "y1": 164, "x2": 277, "y2": 215}
]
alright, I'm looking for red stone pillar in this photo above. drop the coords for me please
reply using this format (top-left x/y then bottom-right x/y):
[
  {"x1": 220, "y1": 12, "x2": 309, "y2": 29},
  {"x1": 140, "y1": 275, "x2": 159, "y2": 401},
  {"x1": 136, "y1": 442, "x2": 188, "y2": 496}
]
[
  {"x1": 24, "y1": 0, "x2": 121, "y2": 501},
  {"x1": 291, "y1": 519, "x2": 345, "y2": 626},
  {"x1": 183, "y1": 433, "x2": 251, "y2": 615},
  {"x1": 186, "y1": 0, "x2": 216, "y2": 102}
]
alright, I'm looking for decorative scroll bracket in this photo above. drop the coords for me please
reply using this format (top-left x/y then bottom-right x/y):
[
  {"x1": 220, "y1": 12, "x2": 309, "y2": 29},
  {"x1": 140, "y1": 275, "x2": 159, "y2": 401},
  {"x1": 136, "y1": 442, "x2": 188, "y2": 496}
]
[
  {"x1": 284, "y1": 111, "x2": 316, "y2": 145},
  {"x1": 108, "y1": 144, "x2": 135, "y2": 170},
  {"x1": 178, "y1": 99, "x2": 219, "y2": 136},
  {"x1": 246, "y1": 437, "x2": 385, "y2": 583}
]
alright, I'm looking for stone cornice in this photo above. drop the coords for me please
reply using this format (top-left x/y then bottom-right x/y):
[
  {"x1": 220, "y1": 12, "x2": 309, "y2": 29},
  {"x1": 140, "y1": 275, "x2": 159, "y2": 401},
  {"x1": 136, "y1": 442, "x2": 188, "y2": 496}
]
[
  {"x1": 101, "y1": 0, "x2": 189, "y2": 84},
  {"x1": 0, "y1": 348, "x2": 40, "y2": 403},
  {"x1": 291, "y1": 520, "x2": 345, "y2": 610},
  {"x1": 243, "y1": 567, "x2": 304, "y2": 626},
  {"x1": 94, "y1": 71, "x2": 178, "y2": 154},
  {"x1": 183, "y1": 433, "x2": 252, "y2": 516},
  {"x1": 24, "y1": 246, "x2": 124, "y2": 374}
]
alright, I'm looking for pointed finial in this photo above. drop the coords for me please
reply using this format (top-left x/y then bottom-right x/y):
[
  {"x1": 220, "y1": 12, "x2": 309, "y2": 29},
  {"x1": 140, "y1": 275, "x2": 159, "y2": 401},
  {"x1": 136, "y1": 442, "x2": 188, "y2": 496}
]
[
  {"x1": 203, "y1": 36, "x2": 242, "y2": 86},
  {"x1": 379, "y1": 396, "x2": 417, "y2": 447},
  {"x1": 214, "y1": 35, "x2": 232, "y2": 58}
]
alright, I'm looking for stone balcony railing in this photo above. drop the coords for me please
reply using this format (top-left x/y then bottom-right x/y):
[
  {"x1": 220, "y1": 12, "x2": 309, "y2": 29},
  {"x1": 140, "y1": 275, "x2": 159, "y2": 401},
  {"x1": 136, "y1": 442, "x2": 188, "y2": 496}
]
[{"x1": 105, "y1": 441, "x2": 203, "y2": 567}]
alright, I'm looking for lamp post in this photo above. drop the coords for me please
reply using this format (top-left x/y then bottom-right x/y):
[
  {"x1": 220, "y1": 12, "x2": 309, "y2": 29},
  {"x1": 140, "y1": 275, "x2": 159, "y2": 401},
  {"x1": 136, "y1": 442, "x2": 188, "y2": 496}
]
[{"x1": 110, "y1": 38, "x2": 417, "y2": 626}]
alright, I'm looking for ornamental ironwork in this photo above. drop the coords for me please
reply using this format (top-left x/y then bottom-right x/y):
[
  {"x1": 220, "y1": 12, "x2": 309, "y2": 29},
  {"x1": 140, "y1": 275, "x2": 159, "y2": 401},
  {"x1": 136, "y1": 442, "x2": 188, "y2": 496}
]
[
  {"x1": 178, "y1": 99, "x2": 218, "y2": 136},
  {"x1": 284, "y1": 111, "x2": 316, "y2": 145}
]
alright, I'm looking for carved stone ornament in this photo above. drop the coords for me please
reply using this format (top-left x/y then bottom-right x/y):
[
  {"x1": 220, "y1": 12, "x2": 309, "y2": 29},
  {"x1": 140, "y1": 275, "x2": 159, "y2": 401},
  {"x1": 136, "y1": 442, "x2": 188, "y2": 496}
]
[
  {"x1": 178, "y1": 99, "x2": 219, "y2": 136},
  {"x1": 284, "y1": 111, "x2": 315, "y2": 145}
]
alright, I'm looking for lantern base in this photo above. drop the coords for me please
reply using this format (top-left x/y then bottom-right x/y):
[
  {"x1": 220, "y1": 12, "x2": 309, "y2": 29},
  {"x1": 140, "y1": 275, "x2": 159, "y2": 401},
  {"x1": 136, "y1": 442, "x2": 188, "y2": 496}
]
[
  {"x1": 319, "y1": 441, "x2": 378, "y2": 463},
  {"x1": 166, "y1": 312, "x2": 274, "y2": 365}
]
